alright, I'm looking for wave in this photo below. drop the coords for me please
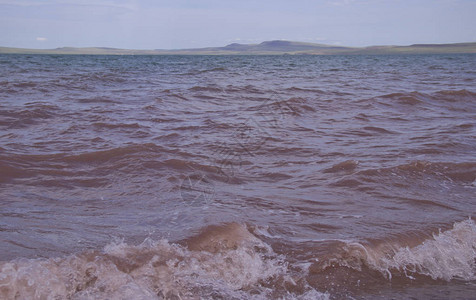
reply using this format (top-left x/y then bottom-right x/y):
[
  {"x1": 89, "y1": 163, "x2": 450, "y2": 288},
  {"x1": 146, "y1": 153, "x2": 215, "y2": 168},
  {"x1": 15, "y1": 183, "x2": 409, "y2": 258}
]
[
  {"x1": 0, "y1": 143, "x2": 163, "y2": 164},
  {"x1": 12, "y1": 82, "x2": 38, "y2": 88},
  {"x1": 326, "y1": 160, "x2": 476, "y2": 196},
  {"x1": 285, "y1": 87, "x2": 325, "y2": 94},
  {"x1": 323, "y1": 160, "x2": 359, "y2": 173},
  {"x1": 189, "y1": 85, "x2": 224, "y2": 93},
  {"x1": 0, "y1": 144, "x2": 237, "y2": 186},
  {"x1": 181, "y1": 67, "x2": 228, "y2": 75},
  {"x1": 0, "y1": 144, "x2": 166, "y2": 184},
  {"x1": 361, "y1": 90, "x2": 476, "y2": 110},
  {"x1": 1, "y1": 219, "x2": 475, "y2": 299},
  {"x1": 358, "y1": 160, "x2": 476, "y2": 184},
  {"x1": 246, "y1": 96, "x2": 314, "y2": 117},
  {"x1": 92, "y1": 122, "x2": 143, "y2": 130},
  {"x1": 378, "y1": 91, "x2": 429, "y2": 105},
  {"x1": 362, "y1": 126, "x2": 397, "y2": 134},
  {"x1": 0, "y1": 223, "x2": 328, "y2": 300},
  {"x1": 72, "y1": 72, "x2": 128, "y2": 84},
  {"x1": 309, "y1": 219, "x2": 476, "y2": 283},
  {"x1": 373, "y1": 219, "x2": 476, "y2": 281},
  {"x1": 223, "y1": 85, "x2": 266, "y2": 95},
  {"x1": 0, "y1": 102, "x2": 59, "y2": 129},
  {"x1": 76, "y1": 97, "x2": 119, "y2": 104},
  {"x1": 434, "y1": 89, "x2": 476, "y2": 102}
]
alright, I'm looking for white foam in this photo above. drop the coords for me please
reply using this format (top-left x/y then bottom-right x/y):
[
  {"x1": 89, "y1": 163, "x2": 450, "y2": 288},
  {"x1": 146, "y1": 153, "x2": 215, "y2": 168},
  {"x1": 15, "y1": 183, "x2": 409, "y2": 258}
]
[
  {"x1": 371, "y1": 219, "x2": 476, "y2": 281},
  {"x1": 0, "y1": 227, "x2": 328, "y2": 299}
]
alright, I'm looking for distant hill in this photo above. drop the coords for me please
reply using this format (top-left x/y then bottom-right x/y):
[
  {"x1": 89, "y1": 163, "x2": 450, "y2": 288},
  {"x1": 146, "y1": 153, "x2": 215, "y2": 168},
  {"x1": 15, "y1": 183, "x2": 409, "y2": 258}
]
[
  {"x1": 1, "y1": 40, "x2": 476, "y2": 55},
  {"x1": 217, "y1": 40, "x2": 350, "y2": 53},
  {"x1": 156, "y1": 40, "x2": 355, "y2": 54}
]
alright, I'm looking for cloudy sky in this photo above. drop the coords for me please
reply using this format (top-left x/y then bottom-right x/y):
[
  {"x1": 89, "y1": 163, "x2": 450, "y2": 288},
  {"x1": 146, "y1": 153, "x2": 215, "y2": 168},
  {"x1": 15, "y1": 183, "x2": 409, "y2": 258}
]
[{"x1": 1, "y1": 0, "x2": 475, "y2": 49}]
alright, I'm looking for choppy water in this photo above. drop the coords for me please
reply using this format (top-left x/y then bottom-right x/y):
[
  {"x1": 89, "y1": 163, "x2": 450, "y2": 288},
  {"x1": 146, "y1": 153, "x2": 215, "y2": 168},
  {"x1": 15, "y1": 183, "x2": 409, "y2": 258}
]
[{"x1": 1, "y1": 54, "x2": 476, "y2": 299}]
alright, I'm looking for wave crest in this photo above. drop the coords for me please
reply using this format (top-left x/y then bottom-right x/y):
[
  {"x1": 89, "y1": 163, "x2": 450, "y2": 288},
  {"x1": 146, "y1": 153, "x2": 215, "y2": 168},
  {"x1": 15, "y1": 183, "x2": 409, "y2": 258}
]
[
  {"x1": 310, "y1": 219, "x2": 476, "y2": 282},
  {"x1": 0, "y1": 223, "x2": 328, "y2": 300}
]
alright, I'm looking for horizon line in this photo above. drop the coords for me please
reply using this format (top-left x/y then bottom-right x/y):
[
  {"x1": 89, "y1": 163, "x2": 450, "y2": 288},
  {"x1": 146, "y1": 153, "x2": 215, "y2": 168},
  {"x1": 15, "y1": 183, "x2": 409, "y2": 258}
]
[{"x1": 2, "y1": 40, "x2": 476, "y2": 51}]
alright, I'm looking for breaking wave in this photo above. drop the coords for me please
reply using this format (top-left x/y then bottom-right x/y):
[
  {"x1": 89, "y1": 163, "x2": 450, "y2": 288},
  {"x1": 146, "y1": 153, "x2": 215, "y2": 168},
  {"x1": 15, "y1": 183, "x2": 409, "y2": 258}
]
[
  {"x1": 0, "y1": 223, "x2": 328, "y2": 300},
  {"x1": 307, "y1": 219, "x2": 476, "y2": 296},
  {"x1": 2, "y1": 220, "x2": 476, "y2": 299}
]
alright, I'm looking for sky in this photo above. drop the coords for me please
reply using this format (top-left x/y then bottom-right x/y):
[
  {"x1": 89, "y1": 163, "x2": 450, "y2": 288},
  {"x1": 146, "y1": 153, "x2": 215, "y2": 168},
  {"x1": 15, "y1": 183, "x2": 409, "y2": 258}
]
[{"x1": 0, "y1": 0, "x2": 475, "y2": 49}]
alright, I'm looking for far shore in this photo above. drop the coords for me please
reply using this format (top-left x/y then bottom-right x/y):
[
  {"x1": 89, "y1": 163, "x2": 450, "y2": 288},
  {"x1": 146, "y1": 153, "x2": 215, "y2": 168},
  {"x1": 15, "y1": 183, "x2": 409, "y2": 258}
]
[{"x1": 1, "y1": 40, "x2": 476, "y2": 55}]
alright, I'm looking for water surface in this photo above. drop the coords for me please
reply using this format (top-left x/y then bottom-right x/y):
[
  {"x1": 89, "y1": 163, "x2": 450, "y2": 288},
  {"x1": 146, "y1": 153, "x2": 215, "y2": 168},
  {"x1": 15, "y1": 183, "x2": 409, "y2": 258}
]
[{"x1": 1, "y1": 54, "x2": 476, "y2": 299}]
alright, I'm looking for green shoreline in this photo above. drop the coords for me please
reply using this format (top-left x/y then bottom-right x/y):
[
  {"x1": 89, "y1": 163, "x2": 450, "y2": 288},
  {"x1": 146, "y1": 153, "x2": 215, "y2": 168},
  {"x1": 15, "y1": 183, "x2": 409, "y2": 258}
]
[{"x1": 1, "y1": 40, "x2": 476, "y2": 55}]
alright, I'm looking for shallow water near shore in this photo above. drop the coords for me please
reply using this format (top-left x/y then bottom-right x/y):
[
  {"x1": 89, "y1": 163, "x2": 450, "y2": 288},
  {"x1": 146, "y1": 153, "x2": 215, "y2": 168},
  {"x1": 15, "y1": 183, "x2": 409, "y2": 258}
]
[{"x1": 1, "y1": 54, "x2": 476, "y2": 299}]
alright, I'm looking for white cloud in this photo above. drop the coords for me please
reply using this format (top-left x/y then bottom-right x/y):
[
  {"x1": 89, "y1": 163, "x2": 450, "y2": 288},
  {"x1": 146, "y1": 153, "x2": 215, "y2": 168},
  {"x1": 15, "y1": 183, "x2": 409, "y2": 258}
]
[{"x1": 36, "y1": 37, "x2": 47, "y2": 41}]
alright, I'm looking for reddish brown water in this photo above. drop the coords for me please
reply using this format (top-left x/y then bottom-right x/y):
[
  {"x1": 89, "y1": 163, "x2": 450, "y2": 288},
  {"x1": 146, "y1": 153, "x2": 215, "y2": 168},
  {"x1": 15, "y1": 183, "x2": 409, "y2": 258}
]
[{"x1": 1, "y1": 54, "x2": 476, "y2": 299}]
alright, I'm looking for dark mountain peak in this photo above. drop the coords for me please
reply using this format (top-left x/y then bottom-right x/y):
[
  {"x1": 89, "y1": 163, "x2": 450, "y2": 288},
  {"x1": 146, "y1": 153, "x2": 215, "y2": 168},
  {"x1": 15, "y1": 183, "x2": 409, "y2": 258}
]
[
  {"x1": 222, "y1": 43, "x2": 251, "y2": 51},
  {"x1": 257, "y1": 40, "x2": 329, "y2": 52}
]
